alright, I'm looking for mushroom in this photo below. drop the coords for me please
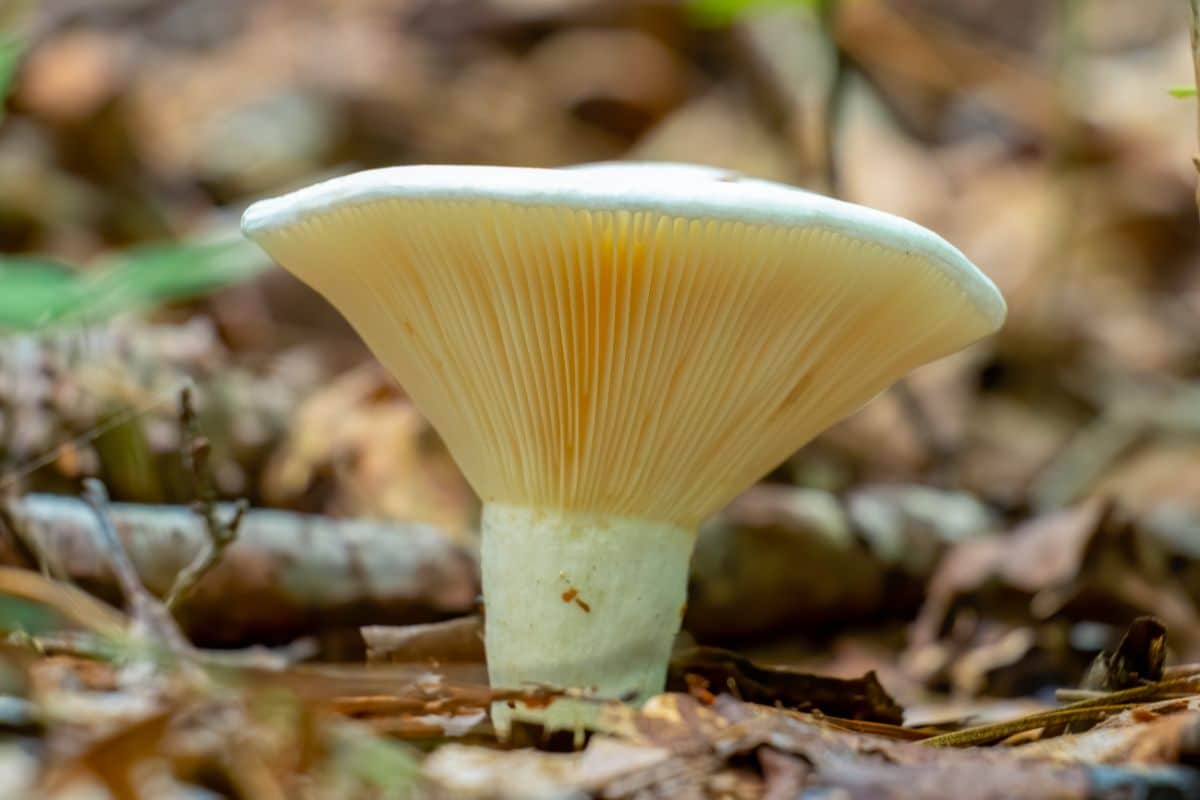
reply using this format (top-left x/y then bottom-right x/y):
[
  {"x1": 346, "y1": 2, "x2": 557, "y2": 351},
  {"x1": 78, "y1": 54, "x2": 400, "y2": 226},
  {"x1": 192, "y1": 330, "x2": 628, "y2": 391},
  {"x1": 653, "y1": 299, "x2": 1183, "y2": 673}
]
[{"x1": 242, "y1": 162, "x2": 1005, "y2": 729}]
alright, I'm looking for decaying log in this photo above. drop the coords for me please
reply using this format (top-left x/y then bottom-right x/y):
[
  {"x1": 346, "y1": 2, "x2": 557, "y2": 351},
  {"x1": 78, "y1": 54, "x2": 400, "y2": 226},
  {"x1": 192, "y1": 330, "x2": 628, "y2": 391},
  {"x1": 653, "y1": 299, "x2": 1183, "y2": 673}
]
[
  {"x1": 0, "y1": 494, "x2": 478, "y2": 646},
  {"x1": 688, "y1": 483, "x2": 999, "y2": 638},
  {"x1": 2, "y1": 483, "x2": 998, "y2": 646}
]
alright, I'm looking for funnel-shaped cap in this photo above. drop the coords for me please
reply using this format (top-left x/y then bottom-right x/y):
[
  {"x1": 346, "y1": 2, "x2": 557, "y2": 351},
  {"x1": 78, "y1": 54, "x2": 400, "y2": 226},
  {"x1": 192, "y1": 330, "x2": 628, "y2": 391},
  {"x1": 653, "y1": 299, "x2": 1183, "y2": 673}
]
[{"x1": 244, "y1": 163, "x2": 1004, "y2": 526}]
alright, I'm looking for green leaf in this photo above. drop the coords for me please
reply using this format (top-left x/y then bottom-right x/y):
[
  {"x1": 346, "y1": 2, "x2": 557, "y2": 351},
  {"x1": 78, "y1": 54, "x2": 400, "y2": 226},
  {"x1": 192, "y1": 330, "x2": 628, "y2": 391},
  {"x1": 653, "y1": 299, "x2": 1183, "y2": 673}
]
[
  {"x1": 0, "y1": 36, "x2": 21, "y2": 107},
  {"x1": 325, "y1": 725, "x2": 421, "y2": 798},
  {"x1": 0, "y1": 235, "x2": 270, "y2": 333},
  {"x1": 0, "y1": 258, "x2": 90, "y2": 330},
  {"x1": 1169, "y1": 86, "x2": 1198, "y2": 99},
  {"x1": 0, "y1": 595, "x2": 62, "y2": 636},
  {"x1": 91, "y1": 237, "x2": 269, "y2": 316}
]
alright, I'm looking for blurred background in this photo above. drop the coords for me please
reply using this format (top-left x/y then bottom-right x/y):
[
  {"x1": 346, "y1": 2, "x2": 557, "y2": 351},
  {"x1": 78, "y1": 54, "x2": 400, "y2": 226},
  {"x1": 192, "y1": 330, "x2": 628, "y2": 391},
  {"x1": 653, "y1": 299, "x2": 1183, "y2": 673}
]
[{"x1": 2, "y1": 0, "x2": 1200, "y2": 707}]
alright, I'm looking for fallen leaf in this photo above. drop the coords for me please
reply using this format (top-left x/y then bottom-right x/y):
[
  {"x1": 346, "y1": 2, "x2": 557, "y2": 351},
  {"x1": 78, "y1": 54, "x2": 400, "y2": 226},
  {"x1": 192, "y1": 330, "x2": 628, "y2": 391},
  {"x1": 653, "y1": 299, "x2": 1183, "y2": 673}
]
[
  {"x1": 362, "y1": 615, "x2": 485, "y2": 666},
  {"x1": 424, "y1": 737, "x2": 672, "y2": 799},
  {"x1": 1079, "y1": 616, "x2": 1167, "y2": 692},
  {"x1": 669, "y1": 647, "x2": 903, "y2": 725}
]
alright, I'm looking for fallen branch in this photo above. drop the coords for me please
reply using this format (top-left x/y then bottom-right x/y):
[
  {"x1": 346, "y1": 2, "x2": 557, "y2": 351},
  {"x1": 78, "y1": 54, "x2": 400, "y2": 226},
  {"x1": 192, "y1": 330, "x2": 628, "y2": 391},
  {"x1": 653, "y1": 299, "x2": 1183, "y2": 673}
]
[{"x1": 0, "y1": 495, "x2": 478, "y2": 645}]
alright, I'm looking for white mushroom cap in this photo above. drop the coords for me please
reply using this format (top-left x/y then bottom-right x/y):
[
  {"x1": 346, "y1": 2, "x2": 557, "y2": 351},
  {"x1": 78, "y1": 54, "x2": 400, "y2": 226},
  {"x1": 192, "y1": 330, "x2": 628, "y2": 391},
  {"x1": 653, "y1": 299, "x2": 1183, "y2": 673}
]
[{"x1": 243, "y1": 162, "x2": 1004, "y2": 526}]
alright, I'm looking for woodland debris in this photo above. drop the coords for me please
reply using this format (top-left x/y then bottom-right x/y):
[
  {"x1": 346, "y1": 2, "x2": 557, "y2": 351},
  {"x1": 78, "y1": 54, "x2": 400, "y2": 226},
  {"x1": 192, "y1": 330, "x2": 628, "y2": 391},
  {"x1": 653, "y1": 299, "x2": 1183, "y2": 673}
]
[
  {"x1": 908, "y1": 499, "x2": 1200, "y2": 694},
  {"x1": 80, "y1": 478, "x2": 191, "y2": 658},
  {"x1": 0, "y1": 494, "x2": 478, "y2": 645},
  {"x1": 834, "y1": 0, "x2": 1068, "y2": 139},
  {"x1": 424, "y1": 737, "x2": 674, "y2": 800},
  {"x1": 921, "y1": 676, "x2": 1200, "y2": 748},
  {"x1": 668, "y1": 646, "x2": 903, "y2": 725},
  {"x1": 3, "y1": 1, "x2": 1200, "y2": 796},
  {"x1": 162, "y1": 385, "x2": 248, "y2": 612},
  {"x1": 363, "y1": 615, "x2": 484, "y2": 666},
  {"x1": 0, "y1": 318, "x2": 321, "y2": 502},
  {"x1": 422, "y1": 692, "x2": 1200, "y2": 799},
  {"x1": 263, "y1": 364, "x2": 475, "y2": 541},
  {"x1": 1077, "y1": 616, "x2": 1168, "y2": 693},
  {"x1": 688, "y1": 483, "x2": 997, "y2": 638},
  {"x1": 1013, "y1": 695, "x2": 1200, "y2": 764}
]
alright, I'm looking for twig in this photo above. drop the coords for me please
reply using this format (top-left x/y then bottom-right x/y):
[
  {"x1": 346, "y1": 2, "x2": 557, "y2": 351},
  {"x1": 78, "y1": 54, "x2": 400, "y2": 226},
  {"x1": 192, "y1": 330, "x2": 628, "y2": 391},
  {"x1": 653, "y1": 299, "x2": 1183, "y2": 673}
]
[
  {"x1": 1054, "y1": 688, "x2": 1108, "y2": 703},
  {"x1": 164, "y1": 387, "x2": 247, "y2": 611},
  {"x1": 163, "y1": 496, "x2": 246, "y2": 611},
  {"x1": 921, "y1": 704, "x2": 1141, "y2": 748},
  {"x1": 80, "y1": 478, "x2": 192, "y2": 658},
  {"x1": 1060, "y1": 676, "x2": 1200, "y2": 707},
  {"x1": 923, "y1": 676, "x2": 1200, "y2": 748}
]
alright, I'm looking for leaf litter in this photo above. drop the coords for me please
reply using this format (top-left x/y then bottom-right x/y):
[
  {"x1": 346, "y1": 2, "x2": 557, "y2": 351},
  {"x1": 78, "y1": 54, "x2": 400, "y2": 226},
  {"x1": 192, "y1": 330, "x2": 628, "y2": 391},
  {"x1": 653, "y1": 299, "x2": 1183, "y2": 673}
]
[{"x1": 4, "y1": 0, "x2": 1200, "y2": 797}]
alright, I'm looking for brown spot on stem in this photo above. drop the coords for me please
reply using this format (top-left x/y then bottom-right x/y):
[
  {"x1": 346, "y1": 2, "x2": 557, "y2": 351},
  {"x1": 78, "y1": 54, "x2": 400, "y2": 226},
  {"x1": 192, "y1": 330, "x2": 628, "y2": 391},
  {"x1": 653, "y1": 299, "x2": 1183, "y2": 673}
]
[{"x1": 561, "y1": 586, "x2": 589, "y2": 612}]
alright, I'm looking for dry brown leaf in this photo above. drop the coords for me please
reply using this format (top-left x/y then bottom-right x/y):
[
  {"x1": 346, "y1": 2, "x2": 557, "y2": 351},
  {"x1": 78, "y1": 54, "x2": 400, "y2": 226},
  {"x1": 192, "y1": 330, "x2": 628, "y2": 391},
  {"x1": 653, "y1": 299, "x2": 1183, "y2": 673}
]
[
  {"x1": 910, "y1": 500, "x2": 1110, "y2": 650},
  {"x1": 362, "y1": 615, "x2": 485, "y2": 666},
  {"x1": 528, "y1": 27, "x2": 690, "y2": 140},
  {"x1": 264, "y1": 365, "x2": 476, "y2": 540},
  {"x1": 1092, "y1": 440, "x2": 1200, "y2": 518},
  {"x1": 424, "y1": 737, "x2": 673, "y2": 799},
  {"x1": 669, "y1": 647, "x2": 904, "y2": 725},
  {"x1": 15, "y1": 29, "x2": 131, "y2": 123},
  {"x1": 43, "y1": 707, "x2": 175, "y2": 800},
  {"x1": 630, "y1": 91, "x2": 800, "y2": 184},
  {"x1": 835, "y1": 0, "x2": 1066, "y2": 138}
]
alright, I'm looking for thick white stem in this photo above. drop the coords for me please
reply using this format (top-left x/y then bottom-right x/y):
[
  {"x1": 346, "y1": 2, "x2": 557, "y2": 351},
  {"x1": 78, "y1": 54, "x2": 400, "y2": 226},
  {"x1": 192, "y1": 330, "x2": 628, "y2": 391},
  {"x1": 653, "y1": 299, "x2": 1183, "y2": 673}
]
[{"x1": 481, "y1": 503, "x2": 695, "y2": 731}]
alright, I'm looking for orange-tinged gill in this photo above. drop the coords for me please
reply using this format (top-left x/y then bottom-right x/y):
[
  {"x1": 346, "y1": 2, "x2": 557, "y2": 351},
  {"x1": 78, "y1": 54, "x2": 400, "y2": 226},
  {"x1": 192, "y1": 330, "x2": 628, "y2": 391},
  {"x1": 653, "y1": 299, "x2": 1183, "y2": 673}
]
[{"x1": 253, "y1": 198, "x2": 989, "y2": 527}]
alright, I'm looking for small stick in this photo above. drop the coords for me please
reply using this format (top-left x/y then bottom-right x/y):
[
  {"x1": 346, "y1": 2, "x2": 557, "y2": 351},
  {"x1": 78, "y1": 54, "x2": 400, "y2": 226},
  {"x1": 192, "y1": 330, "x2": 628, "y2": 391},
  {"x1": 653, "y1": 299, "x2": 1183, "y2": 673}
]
[
  {"x1": 921, "y1": 704, "x2": 1141, "y2": 748},
  {"x1": 164, "y1": 387, "x2": 247, "y2": 611},
  {"x1": 163, "y1": 499, "x2": 246, "y2": 611},
  {"x1": 923, "y1": 677, "x2": 1200, "y2": 748},
  {"x1": 1054, "y1": 688, "x2": 1108, "y2": 703},
  {"x1": 81, "y1": 478, "x2": 192, "y2": 657}
]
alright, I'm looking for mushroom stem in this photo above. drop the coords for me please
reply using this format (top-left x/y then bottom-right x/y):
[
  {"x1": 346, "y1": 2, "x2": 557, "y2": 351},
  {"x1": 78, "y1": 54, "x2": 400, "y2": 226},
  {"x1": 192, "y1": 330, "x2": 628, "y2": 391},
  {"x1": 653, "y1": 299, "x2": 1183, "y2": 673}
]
[{"x1": 481, "y1": 503, "x2": 694, "y2": 732}]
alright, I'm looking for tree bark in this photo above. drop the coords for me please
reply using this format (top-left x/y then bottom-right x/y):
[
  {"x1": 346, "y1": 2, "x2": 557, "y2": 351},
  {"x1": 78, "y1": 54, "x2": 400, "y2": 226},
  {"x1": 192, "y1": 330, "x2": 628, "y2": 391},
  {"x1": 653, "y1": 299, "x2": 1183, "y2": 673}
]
[{"x1": 0, "y1": 495, "x2": 478, "y2": 646}]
